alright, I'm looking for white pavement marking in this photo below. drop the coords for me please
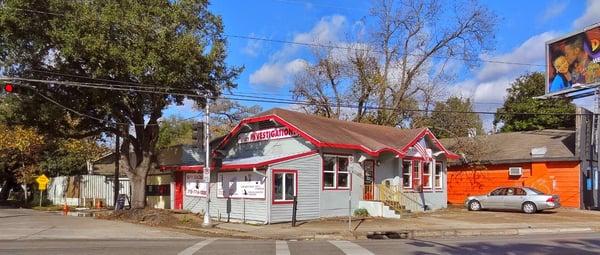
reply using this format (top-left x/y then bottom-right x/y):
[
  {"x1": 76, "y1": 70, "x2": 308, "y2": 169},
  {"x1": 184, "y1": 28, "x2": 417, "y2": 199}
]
[
  {"x1": 329, "y1": 241, "x2": 374, "y2": 255},
  {"x1": 177, "y1": 238, "x2": 216, "y2": 255},
  {"x1": 276, "y1": 240, "x2": 291, "y2": 255}
]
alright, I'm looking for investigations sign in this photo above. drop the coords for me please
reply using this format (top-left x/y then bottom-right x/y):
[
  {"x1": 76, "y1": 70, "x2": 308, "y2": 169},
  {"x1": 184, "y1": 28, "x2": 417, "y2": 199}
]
[{"x1": 547, "y1": 25, "x2": 600, "y2": 94}]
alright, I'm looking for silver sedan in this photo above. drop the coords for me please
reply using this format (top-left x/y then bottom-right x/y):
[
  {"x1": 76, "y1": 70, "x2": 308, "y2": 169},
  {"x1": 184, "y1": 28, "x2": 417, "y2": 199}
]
[{"x1": 465, "y1": 187, "x2": 560, "y2": 214}]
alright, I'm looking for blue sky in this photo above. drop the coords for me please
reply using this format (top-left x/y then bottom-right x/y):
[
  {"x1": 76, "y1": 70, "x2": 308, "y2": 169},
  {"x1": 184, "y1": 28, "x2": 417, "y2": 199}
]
[{"x1": 164, "y1": 0, "x2": 600, "y2": 128}]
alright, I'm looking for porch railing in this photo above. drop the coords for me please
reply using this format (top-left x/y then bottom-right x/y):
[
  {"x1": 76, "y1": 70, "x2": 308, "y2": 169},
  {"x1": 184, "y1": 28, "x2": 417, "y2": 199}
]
[
  {"x1": 363, "y1": 184, "x2": 375, "y2": 200},
  {"x1": 363, "y1": 184, "x2": 426, "y2": 213}
]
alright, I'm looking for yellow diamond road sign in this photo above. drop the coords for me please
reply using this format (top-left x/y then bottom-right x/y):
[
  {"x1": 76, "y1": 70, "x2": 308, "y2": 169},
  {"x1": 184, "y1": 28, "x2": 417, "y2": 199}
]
[{"x1": 36, "y1": 174, "x2": 49, "y2": 190}]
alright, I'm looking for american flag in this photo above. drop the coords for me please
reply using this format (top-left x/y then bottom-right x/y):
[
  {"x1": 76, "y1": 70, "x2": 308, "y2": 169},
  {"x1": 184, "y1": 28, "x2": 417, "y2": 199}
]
[{"x1": 413, "y1": 138, "x2": 431, "y2": 162}]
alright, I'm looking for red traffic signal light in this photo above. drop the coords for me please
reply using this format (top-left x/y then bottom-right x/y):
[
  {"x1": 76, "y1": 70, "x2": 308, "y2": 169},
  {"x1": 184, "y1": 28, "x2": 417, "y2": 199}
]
[{"x1": 3, "y1": 83, "x2": 13, "y2": 93}]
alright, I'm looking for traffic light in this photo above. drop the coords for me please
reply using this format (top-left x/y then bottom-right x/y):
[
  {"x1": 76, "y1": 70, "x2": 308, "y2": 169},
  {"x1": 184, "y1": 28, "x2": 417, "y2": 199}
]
[
  {"x1": 192, "y1": 122, "x2": 205, "y2": 150},
  {"x1": 3, "y1": 83, "x2": 15, "y2": 93}
]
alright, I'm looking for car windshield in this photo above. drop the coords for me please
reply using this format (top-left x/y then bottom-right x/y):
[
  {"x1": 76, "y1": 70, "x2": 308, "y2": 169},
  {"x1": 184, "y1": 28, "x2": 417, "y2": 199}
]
[{"x1": 527, "y1": 187, "x2": 545, "y2": 195}]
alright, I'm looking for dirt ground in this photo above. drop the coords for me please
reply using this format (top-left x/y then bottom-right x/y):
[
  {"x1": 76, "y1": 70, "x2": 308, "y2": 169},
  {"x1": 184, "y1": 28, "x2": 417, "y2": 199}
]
[{"x1": 96, "y1": 208, "x2": 204, "y2": 228}]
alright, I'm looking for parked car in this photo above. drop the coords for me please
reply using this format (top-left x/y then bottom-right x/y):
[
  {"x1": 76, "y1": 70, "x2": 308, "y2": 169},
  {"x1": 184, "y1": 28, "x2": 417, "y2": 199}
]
[{"x1": 465, "y1": 187, "x2": 560, "y2": 214}]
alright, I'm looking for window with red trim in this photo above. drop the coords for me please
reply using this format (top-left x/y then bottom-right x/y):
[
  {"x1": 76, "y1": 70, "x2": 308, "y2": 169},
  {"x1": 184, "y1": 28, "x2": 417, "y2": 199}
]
[
  {"x1": 412, "y1": 160, "x2": 421, "y2": 188},
  {"x1": 273, "y1": 171, "x2": 296, "y2": 202},
  {"x1": 402, "y1": 160, "x2": 412, "y2": 188},
  {"x1": 323, "y1": 155, "x2": 351, "y2": 189},
  {"x1": 423, "y1": 162, "x2": 432, "y2": 188},
  {"x1": 435, "y1": 162, "x2": 443, "y2": 188}
]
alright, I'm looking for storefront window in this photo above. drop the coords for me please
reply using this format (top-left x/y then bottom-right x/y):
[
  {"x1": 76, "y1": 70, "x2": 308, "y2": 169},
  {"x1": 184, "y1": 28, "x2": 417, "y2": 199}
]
[
  {"x1": 274, "y1": 173, "x2": 283, "y2": 200},
  {"x1": 423, "y1": 162, "x2": 432, "y2": 188},
  {"x1": 324, "y1": 157, "x2": 336, "y2": 188},
  {"x1": 337, "y1": 157, "x2": 349, "y2": 188},
  {"x1": 323, "y1": 155, "x2": 351, "y2": 189},
  {"x1": 273, "y1": 171, "x2": 296, "y2": 202},
  {"x1": 435, "y1": 162, "x2": 443, "y2": 188},
  {"x1": 402, "y1": 160, "x2": 412, "y2": 188}
]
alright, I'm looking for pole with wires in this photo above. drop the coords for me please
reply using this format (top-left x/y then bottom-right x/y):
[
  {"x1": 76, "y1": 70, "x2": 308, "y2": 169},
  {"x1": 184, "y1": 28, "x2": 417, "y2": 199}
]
[{"x1": 202, "y1": 101, "x2": 212, "y2": 227}]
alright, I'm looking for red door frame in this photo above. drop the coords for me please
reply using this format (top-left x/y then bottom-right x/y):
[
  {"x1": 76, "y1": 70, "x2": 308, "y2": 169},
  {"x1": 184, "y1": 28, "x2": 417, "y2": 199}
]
[
  {"x1": 174, "y1": 172, "x2": 184, "y2": 209},
  {"x1": 363, "y1": 160, "x2": 375, "y2": 200}
]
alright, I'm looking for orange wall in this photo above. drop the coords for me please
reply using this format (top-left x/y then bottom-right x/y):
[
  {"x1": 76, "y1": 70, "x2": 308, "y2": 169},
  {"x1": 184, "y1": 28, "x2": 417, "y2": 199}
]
[{"x1": 447, "y1": 161, "x2": 581, "y2": 208}]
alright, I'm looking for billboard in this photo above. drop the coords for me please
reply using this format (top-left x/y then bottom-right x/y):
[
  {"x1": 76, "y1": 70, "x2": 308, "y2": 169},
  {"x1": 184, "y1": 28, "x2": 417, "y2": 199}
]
[{"x1": 546, "y1": 25, "x2": 600, "y2": 95}]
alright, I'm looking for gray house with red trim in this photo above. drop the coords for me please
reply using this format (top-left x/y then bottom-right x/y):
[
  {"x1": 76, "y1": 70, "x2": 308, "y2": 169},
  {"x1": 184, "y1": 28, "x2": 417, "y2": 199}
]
[{"x1": 161, "y1": 108, "x2": 458, "y2": 223}]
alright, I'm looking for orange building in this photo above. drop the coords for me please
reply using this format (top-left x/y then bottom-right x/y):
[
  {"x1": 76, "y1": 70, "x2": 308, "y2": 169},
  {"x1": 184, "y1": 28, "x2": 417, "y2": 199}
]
[{"x1": 443, "y1": 130, "x2": 583, "y2": 208}]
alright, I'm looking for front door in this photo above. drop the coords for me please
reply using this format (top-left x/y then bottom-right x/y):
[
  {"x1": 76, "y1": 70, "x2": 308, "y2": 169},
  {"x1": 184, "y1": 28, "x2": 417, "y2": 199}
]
[
  {"x1": 174, "y1": 172, "x2": 184, "y2": 209},
  {"x1": 363, "y1": 160, "x2": 375, "y2": 200}
]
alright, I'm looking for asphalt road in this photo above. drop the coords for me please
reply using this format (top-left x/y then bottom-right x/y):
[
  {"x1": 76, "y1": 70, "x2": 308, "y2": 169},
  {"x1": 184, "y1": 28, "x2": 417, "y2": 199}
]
[
  {"x1": 2, "y1": 233, "x2": 600, "y2": 255},
  {"x1": 2, "y1": 207, "x2": 600, "y2": 254}
]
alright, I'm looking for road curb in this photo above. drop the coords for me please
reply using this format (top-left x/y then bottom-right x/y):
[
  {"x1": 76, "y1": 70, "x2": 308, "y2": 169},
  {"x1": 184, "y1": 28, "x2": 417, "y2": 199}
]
[{"x1": 361, "y1": 227, "x2": 596, "y2": 239}]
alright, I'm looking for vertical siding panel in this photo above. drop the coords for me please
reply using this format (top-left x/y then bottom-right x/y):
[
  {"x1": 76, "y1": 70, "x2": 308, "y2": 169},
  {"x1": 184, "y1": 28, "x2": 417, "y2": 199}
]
[{"x1": 270, "y1": 154, "x2": 321, "y2": 223}]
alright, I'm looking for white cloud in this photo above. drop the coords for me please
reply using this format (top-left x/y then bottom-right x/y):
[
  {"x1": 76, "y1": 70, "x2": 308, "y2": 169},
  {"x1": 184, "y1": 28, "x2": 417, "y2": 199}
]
[
  {"x1": 476, "y1": 32, "x2": 557, "y2": 82},
  {"x1": 450, "y1": 32, "x2": 560, "y2": 131},
  {"x1": 540, "y1": 1, "x2": 568, "y2": 22},
  {"x1": 249, "y1": 59, "x2": 307, "y2": 87},
  {"x1": 573, "y1": 0, "x2": 600, "y2": 29},
  {"x1": 250, "y1": 15, "x2": 347, "y2": 88},
  {"x1": 241, "y1": 33, "x2": 262, "y2": 57}
]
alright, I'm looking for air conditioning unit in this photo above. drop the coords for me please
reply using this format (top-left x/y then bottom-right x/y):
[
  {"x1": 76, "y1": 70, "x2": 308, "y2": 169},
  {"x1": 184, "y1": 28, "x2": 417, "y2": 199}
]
[{"x1": 509, "y1": 167, "x2": 523, "y2": 176}]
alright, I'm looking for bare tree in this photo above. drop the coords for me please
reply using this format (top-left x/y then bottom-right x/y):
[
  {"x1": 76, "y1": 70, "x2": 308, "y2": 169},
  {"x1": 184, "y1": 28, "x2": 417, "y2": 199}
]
[
  {"x1": 367, "y1": 0, "x2": 496, "y2": 126},
  {"x1": 292, "y1": 49, "x2": 346, "y2": 119},
  {"x1": 292, "y1": 0, "x2": 496, "y2": 127}
]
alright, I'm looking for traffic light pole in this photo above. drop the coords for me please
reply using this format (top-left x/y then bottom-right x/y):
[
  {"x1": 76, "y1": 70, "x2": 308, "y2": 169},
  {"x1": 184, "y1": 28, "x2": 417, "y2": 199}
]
[{"x1": 202, "y1": 102, "x2": 212, "y2": 227}]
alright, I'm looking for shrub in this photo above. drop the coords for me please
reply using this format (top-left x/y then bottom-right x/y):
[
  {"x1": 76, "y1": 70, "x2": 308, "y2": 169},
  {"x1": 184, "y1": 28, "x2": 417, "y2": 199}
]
[{"x1": 353, "y1": 208, "x2": 369, "y2": 217}]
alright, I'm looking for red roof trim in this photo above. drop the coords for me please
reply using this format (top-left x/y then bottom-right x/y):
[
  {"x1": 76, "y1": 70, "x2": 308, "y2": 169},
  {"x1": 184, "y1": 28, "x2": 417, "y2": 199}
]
[
  {"x1": 215, "y1": 114, "x2": 409, "y2": 157},
  {"x1": 401, "y1": 128, "x2": 460, "y2": 160},
  {"x1": 215, "y1": 112, "x2": 458, "y2": 159}
]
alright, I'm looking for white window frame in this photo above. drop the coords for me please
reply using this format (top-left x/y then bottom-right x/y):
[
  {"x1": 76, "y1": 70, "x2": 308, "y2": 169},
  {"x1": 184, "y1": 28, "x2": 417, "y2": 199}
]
[
  {"x1": 336, "y1": 157, "x2": 350, "y2": 189},
  {"x1": 273, "y1": 171, "x2": 297, "y2": 203},
  {"x1": 423, "y1": 162, "x2": 432, "y2": 189},
  {"x1": 323, "y1": 155, "x2": 351, "y2": 190},
  {"x1": 402, "y1": 160, "x2": 413, "y2": 188},
  {"x1": 435, "y1": 162, "x2": 443, "y2": 188},
  {"x1": 413, "y1": 160, "x2": 421, "y2": 188}
]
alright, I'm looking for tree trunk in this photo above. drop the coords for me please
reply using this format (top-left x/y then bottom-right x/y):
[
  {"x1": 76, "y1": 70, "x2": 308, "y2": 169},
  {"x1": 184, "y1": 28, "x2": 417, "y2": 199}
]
[
  {"x1": 129, "y1": 174, "x2": 146, "y2": 209},
  {"x1": 21, "y1": 184, "x2": 28, "y2": 202}
]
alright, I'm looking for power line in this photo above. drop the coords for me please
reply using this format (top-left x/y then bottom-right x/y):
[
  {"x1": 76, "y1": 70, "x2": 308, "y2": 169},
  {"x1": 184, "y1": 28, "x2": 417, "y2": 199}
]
[
  {"x1": 17, "y1": 70, "x2": 508, "y2": 106},
  {"x1": 18, "y1": 83, "x2": 203, "y2": 127},
  {"x1": 3, "y1": 76, "x2": 583, "y2": 116},
  {"x1": 2, "y1": 6, "x2": 545, "y2": 67},
  {"x1": 224, "y1": 34, "x2": 545, "y2": 67}
]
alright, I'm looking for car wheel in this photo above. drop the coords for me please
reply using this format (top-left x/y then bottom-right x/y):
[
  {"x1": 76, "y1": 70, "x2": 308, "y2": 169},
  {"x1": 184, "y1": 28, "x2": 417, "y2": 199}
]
[
  {"x1": 468, "y1": 200, "x2": 482, "y2": 211},
  {"x1": 522, "y1": 202, "x2": 537, "y2": 214}
]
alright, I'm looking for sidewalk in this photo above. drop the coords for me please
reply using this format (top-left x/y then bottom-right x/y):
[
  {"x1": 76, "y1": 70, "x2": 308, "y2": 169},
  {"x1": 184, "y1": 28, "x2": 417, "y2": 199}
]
[{"x1": 203, "y1": 208, "x2": 600, "y2": 240}]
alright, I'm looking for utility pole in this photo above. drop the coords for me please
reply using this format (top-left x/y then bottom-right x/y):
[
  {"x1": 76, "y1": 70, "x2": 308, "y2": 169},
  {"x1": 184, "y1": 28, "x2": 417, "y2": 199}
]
[
  {"x1": 202, "y1": 102, "x2": 212, "y2": 227},
  {"x1": 114, "y1": 133, "x2": 120, "y2": 207}
]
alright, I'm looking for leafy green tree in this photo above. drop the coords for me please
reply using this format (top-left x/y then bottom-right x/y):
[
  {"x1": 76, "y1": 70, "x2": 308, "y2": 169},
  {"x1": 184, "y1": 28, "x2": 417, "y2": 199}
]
[
  {"x1": 416, "y1": 96, "x2": 484, "y2": 138},
  {"x1": 0, "y1": 0, "x2": 240, "y2": 208},
  {"x1": 494, "y1": 72, "x2": 575, "y2": 132},
  {"x1": 157, "y1": 117, "x2": 194, "y2": 149}
]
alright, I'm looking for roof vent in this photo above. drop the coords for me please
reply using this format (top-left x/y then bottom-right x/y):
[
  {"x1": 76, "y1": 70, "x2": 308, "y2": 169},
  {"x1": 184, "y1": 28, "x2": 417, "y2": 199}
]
[{"x1": 531, "y1": 147, "x2": 547, "y2": 158}]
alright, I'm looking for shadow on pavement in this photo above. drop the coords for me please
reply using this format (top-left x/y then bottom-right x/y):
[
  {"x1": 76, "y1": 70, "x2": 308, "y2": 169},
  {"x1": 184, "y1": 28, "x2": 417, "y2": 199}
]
[{"x1": 409, "y1": 238, "x2": 600, "y2": 255}]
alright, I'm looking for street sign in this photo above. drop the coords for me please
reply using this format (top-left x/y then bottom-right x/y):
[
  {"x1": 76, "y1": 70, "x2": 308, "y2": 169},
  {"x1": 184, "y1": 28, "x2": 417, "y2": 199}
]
[{"x1": 36, "y1": 174, "x2": 49, "y2": 190}]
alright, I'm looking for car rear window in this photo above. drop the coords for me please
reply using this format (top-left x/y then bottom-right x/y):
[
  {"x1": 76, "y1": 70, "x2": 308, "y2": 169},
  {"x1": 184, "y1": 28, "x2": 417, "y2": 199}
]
[{"x1": 527, "y1": 188, "x2": 545, "y2": 195}]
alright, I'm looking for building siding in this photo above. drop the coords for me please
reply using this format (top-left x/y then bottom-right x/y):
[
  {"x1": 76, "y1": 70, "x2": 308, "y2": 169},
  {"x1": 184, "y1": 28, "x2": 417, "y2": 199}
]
[
  {"x1": 319, "y1": 151, "x2": 365, "y2": 218},
  {"x1": 270, "y1": 153, "x2": 322, "y2": 223},
  {"x1": 183, "y1": 170, "x2": 268, "y2": 223},
  {"x1": 447, "y1": 161, "x2": 581, "y2": 208}
]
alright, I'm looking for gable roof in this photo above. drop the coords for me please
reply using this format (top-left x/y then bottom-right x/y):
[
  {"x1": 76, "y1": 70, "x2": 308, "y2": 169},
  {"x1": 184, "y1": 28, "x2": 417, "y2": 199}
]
[
  {"x1": 219, "y1": 108, "x2": 458, "y2": 158},
  {"x1": 440, "y1": 129, "x2": 577, "y2": 164}
]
